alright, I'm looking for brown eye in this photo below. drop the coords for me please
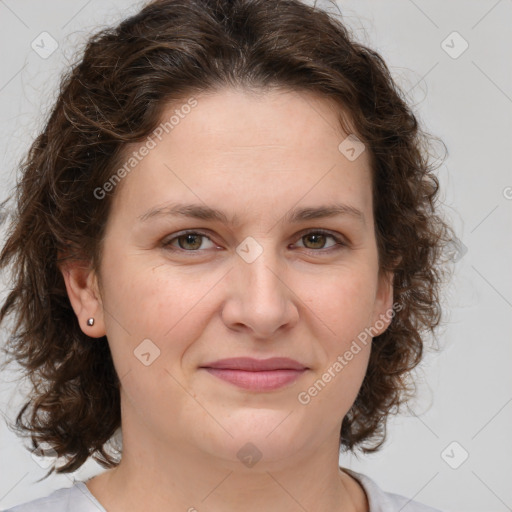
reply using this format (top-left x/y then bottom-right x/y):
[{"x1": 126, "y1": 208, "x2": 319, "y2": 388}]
[
  {"x1": 176, "y1": 233, "x2": 203, "y2": 250},
  {"x1": 302, "y1": 233, "x2": 330, "y2": 249},
  {"x1": 163, "y1": 231, "x2": 215, "y2": 251},
  {"x1": 296, "y1": 230, "x2": 343, "y2": 252}
]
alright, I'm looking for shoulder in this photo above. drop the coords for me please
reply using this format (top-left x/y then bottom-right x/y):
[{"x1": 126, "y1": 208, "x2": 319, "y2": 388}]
[
  {"x1": 1, "y1": 481, "x2": 106, "y2": 512},
  {"x1": 343, "y1": 468, "x2": 443, "y2": 512}
]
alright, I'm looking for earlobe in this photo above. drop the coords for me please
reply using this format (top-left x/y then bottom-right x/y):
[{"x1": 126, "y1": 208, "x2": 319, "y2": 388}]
[
  {"x1": 371, "y1": 270, "x2": 395, "y2": 337},
  {"x1": 59, "y1": 259, "x2": 106, "y2": 338}
]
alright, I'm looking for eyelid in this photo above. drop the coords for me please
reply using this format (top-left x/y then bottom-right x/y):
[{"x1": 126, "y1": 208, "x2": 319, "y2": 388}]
[
  {"x1": 161, "y1": 229, "x2": 218, "y2": 252},
  {"x1": 293, "y1": 227, "x2": 348, "y2": 246},
  {"x1": 162, "y1": 228, "x2": 348, "y2": 253}
]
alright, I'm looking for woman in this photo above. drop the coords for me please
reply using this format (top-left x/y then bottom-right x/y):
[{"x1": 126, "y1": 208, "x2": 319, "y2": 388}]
[{"x1": 0, "y1": 0, "x2": 454, "y2": 510}]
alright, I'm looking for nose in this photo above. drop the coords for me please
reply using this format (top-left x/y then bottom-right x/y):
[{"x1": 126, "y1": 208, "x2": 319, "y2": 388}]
[{"x1": 221, "y1": 241, "x2": 299, "y2": 339}]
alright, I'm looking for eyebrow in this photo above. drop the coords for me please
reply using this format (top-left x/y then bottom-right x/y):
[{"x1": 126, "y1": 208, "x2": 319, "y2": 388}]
[{"x1": 138, "y1": 202, "x2": 366, "y2": 226}]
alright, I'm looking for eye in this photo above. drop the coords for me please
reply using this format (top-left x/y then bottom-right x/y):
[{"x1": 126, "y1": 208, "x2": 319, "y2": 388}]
[
  {"x1": 161, "y1": 229, "x2": 346, "y2": 255},
  {"x1": 294, "y1": 229, "x2": 346, "y2": 253},
  {"x1": 162, "y1": 231, "x2": 216, "y2": 251}
]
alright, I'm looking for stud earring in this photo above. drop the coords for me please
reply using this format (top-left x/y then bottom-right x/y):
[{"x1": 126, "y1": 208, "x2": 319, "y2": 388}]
[{"x1": 86, "y1": 317, "x2": 95, "y2": 327}]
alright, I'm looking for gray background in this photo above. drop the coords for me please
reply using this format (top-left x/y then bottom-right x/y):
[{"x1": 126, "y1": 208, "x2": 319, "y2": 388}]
[{"x1": 0, "y1": 1, "x2": 511, "y2": 510}]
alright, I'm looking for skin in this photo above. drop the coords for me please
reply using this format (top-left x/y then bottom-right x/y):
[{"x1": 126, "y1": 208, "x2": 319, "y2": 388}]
[{"x1": 61, "y1": 87, "x2": 394, "y2": 512}]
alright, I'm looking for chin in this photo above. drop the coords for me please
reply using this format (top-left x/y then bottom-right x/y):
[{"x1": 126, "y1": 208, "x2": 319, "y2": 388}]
[{"x1": 190, "y1": 409, "x2": 314, "y2": 469}]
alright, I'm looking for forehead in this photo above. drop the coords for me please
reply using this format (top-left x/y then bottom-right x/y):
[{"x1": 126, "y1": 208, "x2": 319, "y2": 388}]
[
  {"x1": 111, "y1": 87, "x2": 374, "y2": 227},
  {"x1": 158, "y1": 87, "x2": 359, "y2": 154}
]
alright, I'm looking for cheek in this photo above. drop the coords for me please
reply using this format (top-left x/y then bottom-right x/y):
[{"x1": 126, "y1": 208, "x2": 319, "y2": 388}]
[
  {"x1": 99, "y1": 257, "x2": 215, "y2": 379},
  {"x1": 299, "y1": 345, "x2": 370, "y2": 435},
  {"x1": 302, "y1": 267, "x2": 378, "y2": 341},
  {"x1": 295, "y1": 269, "x2": 376, "y2": 403},
  {"x1": 101, "y1": 249, "x2": 202, "y2": 331},
  {"x1": 296, "y1": 274, "x2": 375, "y2": 419},
  {"x1": 99, "y1": 263, "x2": 206, "y2": 430}
]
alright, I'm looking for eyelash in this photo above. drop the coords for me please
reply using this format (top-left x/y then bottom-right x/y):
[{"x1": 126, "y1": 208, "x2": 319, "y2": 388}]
[{"x1": 161, "y1": 229, "x2": 347, "y2": 255}]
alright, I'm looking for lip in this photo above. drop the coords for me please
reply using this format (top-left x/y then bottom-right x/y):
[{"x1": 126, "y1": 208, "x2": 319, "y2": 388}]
[
  {"x1": 201, "y1": 357, "x2": 307, "y2": 371},
  {"x1": 200, "y1": 357, "x2": 308, "y2": 391}
]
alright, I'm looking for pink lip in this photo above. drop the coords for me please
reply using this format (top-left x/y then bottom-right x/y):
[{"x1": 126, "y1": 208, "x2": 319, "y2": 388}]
[{"x1": 200, "y1": 357, "x2": 308, "y2": 391}]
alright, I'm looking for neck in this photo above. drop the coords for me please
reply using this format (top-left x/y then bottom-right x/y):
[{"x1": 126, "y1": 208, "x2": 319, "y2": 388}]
[{"x1": 88, "y1": 426, "x2": 367, "y2": 512}]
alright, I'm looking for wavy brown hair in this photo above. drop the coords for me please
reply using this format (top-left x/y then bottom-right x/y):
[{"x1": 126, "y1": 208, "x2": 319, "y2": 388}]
[{"x1": 0, "y1": 0, "x2": 455, "y2": 477}]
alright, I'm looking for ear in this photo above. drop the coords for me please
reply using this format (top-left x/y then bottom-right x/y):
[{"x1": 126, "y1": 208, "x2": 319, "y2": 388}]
[
  {"x1": 58, "y1": 258, "x2": 106, "y2": 338},
  {"x1": 370, "y1": 269, "x2": 395, "y2": 337}
]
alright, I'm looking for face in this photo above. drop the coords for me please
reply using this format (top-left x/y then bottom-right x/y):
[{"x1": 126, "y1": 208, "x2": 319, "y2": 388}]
[{"x1": 67, "y1": 87, "x2": 393, "y2": 469}]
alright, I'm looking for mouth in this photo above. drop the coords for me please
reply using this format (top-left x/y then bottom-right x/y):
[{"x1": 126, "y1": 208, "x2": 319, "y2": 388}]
[{"x1": 199, "y1": 357, "x2": 308, "y2": 391}]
